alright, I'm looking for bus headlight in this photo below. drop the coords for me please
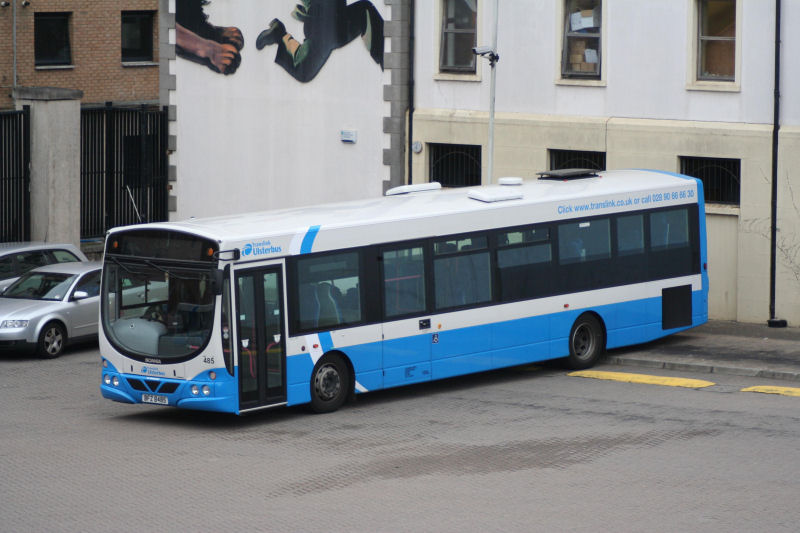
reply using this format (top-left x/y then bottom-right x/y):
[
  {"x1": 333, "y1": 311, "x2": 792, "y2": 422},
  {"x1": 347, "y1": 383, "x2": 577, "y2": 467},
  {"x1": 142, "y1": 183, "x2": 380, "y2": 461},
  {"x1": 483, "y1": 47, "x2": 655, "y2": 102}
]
[
  {"x1": 112, "y1": 376, "x2": 119, "y2": 387},
  {"x1": 191, "y1": 385, "x2": 199, "y2": 395},
  {"x1": 104, "y1": 374, "x2": 111, "y2": 385},
  {"x1": 202, "y1": 385, "x2": 211, "y2": 396}
]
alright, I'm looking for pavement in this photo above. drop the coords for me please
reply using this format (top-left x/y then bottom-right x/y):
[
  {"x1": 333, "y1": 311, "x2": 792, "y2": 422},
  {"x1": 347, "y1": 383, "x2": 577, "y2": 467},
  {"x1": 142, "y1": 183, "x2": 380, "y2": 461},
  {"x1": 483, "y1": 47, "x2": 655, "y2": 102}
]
[{"x1": 605, "y1": 320, "x2": 800, "y2": 382}]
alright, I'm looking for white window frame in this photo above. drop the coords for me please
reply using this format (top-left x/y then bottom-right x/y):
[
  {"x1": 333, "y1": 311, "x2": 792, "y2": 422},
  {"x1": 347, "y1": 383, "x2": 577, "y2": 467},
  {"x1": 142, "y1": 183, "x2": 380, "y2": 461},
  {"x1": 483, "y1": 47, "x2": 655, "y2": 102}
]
[
  {"x1": 686, "y1": 0, "x2": 742, "y2": 92},
  {"x1": 556, "y1": 0, "x2": 607, "y2": 87},
  {"x1": 434, "y1": 0, "x2": 482, "y2": 82}
]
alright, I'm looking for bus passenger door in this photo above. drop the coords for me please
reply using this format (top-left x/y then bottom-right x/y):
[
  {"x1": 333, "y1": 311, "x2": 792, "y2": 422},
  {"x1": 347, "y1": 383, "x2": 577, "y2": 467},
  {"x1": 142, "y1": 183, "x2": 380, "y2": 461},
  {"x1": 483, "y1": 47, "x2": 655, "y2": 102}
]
[
  {"x1": 235, "y1": 265, "x2": 286, "y2": 410},
  {"x1": 380, "y1": 244, "x2": 432, "y2": 387}
]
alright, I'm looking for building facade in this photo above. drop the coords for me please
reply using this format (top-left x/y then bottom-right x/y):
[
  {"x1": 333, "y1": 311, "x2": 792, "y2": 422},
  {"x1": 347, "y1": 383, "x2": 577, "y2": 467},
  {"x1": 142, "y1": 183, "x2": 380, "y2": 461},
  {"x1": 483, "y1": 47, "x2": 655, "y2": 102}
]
[
  {"x1": 0, "y1": 0, "x2": 161, "y2": 108},
  {"x1": 407, "y1": 0, "x2": 800, "y2": 326}
]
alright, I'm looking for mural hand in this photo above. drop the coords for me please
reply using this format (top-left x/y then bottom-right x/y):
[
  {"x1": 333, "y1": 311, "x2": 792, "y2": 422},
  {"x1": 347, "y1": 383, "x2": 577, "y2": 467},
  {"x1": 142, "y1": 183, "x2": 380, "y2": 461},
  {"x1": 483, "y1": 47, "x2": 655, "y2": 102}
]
[{"x1": 218, "y1": 26, "x2": 245, "y2": 51}]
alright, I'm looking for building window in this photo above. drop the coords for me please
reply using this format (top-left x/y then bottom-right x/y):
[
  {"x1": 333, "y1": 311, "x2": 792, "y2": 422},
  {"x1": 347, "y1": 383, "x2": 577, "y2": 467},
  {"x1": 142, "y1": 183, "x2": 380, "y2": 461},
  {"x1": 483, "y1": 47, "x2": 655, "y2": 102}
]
[
  {"x1": 35, "y1": 13, "x2": 72, "y2": 66},
  {"x1": 549, "y1": 149, "x2": 606, "y2": 171},
  {"x1": 680, "y1": 156, "x2": 740, "y2": 205},
  {"x1": 697, "y1": 0, "x2": 735, "y2": 81},
  {"x1": 429, "y1": 143, "x2": 481, "y2": 187},
  {"x1": 562, "y1": 0, "x2": 601, "y2": 79},
  {"x1": 122, "y1": 11, "x2": 155, "y2": 62},
  {"x1": 440, "y1": 0, "x2": 478, "y2": 73}
]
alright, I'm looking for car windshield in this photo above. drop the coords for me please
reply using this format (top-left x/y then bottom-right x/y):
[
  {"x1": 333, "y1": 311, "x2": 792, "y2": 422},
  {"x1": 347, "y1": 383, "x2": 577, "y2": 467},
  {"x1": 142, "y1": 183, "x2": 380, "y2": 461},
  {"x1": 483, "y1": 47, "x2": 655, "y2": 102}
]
[
  {"x1": 102, "y1": 260, "x2": 216, "y2": 360},
  {"x1": 3, "y1": 272, "x2": 76, "y2": 301}
]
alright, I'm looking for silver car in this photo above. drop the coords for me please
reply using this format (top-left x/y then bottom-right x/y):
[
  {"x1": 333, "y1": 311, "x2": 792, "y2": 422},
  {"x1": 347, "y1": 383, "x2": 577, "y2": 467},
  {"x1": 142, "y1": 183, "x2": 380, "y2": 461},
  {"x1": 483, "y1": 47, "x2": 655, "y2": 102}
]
[
  {"x1": 0, "y1": 261, "x2": 102, "y2": 358},
  {"x1": 0, "y1": 242, "x2": 89, "y2": 292}
]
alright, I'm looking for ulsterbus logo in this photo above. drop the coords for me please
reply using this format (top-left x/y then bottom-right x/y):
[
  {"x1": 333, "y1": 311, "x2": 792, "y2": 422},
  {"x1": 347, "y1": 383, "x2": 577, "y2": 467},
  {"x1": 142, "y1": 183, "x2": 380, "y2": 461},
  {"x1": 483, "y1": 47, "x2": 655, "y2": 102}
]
[
  {"x1": 141, "y1": 366, "x2": 166, "y2": 377},
  {"x1": 242, "y1": 240, "x2": 282, "y2": 257}
]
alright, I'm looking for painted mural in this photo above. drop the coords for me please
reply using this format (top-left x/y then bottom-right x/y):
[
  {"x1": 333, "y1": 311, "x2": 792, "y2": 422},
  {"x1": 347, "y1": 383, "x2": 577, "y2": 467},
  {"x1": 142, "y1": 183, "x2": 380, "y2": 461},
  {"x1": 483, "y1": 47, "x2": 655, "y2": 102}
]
[
  {"x1": 176, "y1": 0, "x2": 384, "y2": 81},
  {"x1": 172, "y1": 0, "x2": 389, "y2": 221},
  {"x1": 176, "y1": 0, "x2": 244, "y2": 75}
]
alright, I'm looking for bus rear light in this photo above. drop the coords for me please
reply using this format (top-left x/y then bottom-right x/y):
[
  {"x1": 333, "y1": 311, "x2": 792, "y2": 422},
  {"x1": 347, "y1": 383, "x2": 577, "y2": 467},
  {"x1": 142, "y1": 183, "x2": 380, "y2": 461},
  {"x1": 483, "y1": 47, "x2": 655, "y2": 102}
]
[{"x1": 564, "y1": 304, "x2": 570, "y2": 309}]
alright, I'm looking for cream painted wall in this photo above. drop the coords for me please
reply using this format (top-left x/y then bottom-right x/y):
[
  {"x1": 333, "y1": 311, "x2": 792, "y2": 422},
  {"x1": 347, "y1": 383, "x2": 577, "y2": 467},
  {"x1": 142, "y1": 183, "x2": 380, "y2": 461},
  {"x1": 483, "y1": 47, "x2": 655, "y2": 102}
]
[{"x1": 409, "y1": 110, "x2": 796, "y2": 323}]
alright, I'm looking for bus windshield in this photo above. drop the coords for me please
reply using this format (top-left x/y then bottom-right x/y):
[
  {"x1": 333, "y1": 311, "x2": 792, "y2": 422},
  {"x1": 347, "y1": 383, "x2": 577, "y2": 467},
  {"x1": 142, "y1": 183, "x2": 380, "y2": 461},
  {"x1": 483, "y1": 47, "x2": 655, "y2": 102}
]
[{"x1": 102, "y1": 259, "x2": 217, "y2": 361}]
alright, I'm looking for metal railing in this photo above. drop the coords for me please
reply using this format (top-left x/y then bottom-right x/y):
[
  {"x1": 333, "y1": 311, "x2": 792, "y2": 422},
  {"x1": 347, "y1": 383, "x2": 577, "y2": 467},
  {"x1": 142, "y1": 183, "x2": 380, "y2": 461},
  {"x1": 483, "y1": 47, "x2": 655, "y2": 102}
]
[{"x1": 0, "y1": 106, "x2": 30, "y2": 242}]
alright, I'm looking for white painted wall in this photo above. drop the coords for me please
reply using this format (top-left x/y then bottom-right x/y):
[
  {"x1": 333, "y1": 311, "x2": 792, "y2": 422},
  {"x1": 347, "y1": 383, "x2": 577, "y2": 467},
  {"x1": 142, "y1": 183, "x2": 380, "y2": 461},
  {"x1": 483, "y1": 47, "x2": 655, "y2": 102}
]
[
  {"x1": 415, "y1": 0, "x2": 784, "y2": 125},
  {"x1": 172, "y1": 0, "x2": 390, "y2": 220}
]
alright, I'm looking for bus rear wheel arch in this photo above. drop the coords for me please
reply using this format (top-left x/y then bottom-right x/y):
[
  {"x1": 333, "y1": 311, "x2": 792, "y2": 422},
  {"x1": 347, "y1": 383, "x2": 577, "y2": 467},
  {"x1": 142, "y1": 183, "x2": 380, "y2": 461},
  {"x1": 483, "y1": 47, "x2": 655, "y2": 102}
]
[
  {"x1": 567, "y1": 313, "x2": 605, "y2": 370},
  {"x1": 309, "y1": 352, "x2": 352, "y2": 413}
]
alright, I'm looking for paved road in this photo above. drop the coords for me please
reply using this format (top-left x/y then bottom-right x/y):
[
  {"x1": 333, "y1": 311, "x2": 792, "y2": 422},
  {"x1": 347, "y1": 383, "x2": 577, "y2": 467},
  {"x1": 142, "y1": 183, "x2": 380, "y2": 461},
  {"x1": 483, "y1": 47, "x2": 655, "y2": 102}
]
[{"x1": 1, "y1": 338, "x2": 799, "y2": 532}]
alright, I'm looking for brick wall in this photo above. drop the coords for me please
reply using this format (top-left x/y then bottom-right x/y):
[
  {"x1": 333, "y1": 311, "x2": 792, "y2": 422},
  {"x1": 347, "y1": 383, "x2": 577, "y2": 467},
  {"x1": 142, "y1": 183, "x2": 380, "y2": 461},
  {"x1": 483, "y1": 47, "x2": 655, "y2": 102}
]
[{"x1": 1, "y1": 0, "x2": 158, "y2": 109}]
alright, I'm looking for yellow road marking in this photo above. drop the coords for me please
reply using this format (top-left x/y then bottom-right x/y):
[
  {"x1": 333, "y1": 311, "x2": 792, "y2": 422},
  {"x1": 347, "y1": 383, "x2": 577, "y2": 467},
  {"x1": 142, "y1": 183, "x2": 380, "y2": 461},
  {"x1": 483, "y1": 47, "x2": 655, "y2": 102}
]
[
  {"x1": 741, "y1": 386, "x2": 800, "y2": 398},
  {"x1": 568, "y1": 370, "x2": 715, "y2": 388}
]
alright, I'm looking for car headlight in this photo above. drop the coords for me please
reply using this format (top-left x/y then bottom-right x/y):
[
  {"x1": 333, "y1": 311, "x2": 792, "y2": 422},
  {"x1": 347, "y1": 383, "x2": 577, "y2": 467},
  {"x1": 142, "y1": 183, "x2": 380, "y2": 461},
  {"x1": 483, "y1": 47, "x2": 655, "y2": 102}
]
[{"x1": 0, "y1": 320, "x2": 29, "y2": 328}]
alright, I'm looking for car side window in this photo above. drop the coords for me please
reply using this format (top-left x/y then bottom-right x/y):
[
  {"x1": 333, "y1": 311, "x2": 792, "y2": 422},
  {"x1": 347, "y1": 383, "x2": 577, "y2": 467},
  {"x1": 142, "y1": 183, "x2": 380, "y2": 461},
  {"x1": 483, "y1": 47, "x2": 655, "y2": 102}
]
[
  {"x1": 18, "y1": 251, "x2": 49, "y2": 271},
  {"x1": 51, "y1": 250, "x2": 81, "y2": 263},
  {"x1": 74, "y1": 271, "x2": 102, "y2": 298}
]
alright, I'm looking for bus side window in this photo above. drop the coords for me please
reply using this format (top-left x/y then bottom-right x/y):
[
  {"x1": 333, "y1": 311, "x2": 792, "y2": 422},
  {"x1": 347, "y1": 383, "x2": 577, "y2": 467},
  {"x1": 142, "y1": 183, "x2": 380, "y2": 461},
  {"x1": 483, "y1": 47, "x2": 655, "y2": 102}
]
[
  {"x1": 295, "y1": 251, "x2": 362, "y2": 331},
  {"x1": 382, "y1": 246, "x2": 426, "y2": 318},
  {"x1": 617, "y1": 214, "x2": 645, "y2": 255}
]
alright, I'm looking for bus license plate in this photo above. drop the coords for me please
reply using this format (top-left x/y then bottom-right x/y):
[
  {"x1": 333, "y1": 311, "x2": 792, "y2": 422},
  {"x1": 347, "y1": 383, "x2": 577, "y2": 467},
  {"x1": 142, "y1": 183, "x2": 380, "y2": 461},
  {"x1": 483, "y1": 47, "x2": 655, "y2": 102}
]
[{"x1": 142, "y1": 394, "x2": 168, "y2": 405}]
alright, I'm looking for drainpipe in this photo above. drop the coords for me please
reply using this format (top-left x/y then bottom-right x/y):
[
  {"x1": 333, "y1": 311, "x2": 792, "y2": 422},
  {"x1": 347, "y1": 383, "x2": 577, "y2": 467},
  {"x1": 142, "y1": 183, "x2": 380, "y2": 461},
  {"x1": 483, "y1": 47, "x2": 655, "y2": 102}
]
[
  {"x1": 407, "y1": 0, "x2": 415, "y2": 185},
  {"x1": 12, "y1": 0, "x2": 17, "y2": 88},
  {"x1": 768, "y1": 0, "x2": 786, "y2": 327}
]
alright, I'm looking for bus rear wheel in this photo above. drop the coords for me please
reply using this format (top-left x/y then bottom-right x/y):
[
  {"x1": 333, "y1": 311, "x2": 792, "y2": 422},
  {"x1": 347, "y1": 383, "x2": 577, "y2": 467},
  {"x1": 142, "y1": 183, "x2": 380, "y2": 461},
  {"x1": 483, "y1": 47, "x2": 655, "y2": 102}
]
[
  {"x1": 567, "y1": 314, "x2": 604, "y2": 370},
  {"x1": 310, "y1": 354, "x2": 350, "y2": 413}
]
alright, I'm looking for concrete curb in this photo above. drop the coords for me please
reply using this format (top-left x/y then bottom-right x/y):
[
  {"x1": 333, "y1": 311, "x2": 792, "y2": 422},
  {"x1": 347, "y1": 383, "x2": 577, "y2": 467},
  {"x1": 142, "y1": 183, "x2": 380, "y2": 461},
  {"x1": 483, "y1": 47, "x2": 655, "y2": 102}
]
[{"x1": 605, "y1": 355, "x2": 800, "y2": 383}]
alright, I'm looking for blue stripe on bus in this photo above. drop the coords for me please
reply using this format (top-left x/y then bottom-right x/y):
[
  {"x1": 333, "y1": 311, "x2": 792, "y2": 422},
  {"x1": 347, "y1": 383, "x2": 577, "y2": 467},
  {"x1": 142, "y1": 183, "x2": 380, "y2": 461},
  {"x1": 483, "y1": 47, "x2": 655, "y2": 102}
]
[
  {"x1": 300, "y1": 225, "x2": 321, "y2": 254},
  {"x1": 318, "y1": 331, "x2": 333, "y2": 353}
]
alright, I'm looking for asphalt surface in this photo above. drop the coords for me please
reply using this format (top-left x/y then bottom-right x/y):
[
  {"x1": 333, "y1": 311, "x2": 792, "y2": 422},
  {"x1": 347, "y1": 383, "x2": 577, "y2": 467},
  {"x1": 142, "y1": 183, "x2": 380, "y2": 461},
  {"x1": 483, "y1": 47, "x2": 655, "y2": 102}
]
[{"x1": 606, "y1": 319, "x2": 800, "y2": 382}]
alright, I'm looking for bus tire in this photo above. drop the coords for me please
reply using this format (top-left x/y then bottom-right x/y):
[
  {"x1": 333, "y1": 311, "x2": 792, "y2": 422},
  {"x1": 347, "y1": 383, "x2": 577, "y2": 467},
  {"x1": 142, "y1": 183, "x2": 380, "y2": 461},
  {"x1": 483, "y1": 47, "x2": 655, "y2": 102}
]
[
  {"x1": 567, "y1": 314, "x2": 604, "y2": 370},
  {"x1": 310, "y1": 353, "x2": 351, "y2": 413},
  {"x1": 37, "y1": 321, "x2": 67, "y2": 359}
]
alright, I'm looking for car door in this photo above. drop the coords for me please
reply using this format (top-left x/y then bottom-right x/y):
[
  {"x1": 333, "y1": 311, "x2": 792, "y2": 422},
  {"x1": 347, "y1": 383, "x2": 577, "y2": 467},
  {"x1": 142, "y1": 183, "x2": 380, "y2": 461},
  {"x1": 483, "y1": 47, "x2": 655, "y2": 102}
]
[{"x1": 68, "y1": 270, "x2": 102, "y2": 338}]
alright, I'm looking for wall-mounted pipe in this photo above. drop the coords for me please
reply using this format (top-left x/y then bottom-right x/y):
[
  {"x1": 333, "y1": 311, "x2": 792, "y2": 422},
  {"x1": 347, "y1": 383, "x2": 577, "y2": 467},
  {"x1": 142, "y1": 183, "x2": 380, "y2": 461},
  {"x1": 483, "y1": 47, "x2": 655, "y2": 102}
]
[{"x1": 768, "y1": 0, "x2": 786, "y2": 327}]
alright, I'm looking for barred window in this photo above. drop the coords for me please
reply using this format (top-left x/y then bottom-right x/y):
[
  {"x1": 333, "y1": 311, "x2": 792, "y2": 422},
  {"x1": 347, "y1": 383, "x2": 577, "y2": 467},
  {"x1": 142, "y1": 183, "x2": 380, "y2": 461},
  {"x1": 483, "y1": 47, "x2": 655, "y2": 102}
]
[
  {"x1": 549, "y1": 149, "x2": 606, "y2": 171},
  {"x1": 429, "y1": 143, "x2": 481, "y2": 187},
  {"x1": 680, "y1": 156, "x2": 740, "y2": 205}
]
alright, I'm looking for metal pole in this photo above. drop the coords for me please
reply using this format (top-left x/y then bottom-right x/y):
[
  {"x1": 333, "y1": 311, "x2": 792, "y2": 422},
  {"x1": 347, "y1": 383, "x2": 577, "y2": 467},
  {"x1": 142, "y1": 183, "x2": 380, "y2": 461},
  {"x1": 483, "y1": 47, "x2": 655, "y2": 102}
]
[
  {"x1": 487, "y1": 0, "x2": 498, "y2": 185},
  {"x1": 12, "y1": 0, "x2": 17, "y2": 88}
]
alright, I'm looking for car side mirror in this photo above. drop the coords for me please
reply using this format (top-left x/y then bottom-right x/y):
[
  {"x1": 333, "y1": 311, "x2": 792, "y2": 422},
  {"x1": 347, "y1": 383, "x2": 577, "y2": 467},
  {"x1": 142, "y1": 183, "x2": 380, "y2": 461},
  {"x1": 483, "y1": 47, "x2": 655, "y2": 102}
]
[{"x1": 72, "y1": 290, "x2": 89, "y2": 301}]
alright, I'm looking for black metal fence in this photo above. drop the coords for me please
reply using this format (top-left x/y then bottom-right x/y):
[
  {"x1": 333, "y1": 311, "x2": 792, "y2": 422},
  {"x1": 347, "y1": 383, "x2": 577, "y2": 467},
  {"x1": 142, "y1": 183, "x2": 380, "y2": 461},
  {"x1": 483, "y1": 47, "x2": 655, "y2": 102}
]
[
  {"x1": 81, "y1": 104, "x2": 169, "y2": 239},
  {"x1": 0, "y1": 107, "x2": 31, "y2": 242}
]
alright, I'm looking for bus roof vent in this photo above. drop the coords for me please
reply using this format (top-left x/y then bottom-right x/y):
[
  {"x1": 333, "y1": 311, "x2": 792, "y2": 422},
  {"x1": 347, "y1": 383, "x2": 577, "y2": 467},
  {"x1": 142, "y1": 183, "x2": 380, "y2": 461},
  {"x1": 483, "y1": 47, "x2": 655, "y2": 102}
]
[
  {"x1": 468, "y1": 187, "x2": 523, "y2": 203},
  {"x1": 498, "y1": 177, "x2": 523, "y2": 186},
  {"x1": 537, "y1": 168, "x2": 599, "y2": 181},
  {"x1": 385, "y1": 182, "x2": 442, "y2": 196}
]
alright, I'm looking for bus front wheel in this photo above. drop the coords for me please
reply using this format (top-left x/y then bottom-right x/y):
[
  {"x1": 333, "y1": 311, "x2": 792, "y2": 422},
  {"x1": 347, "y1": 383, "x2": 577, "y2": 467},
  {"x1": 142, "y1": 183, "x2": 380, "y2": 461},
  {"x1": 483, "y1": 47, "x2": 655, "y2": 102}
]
[
  {"x1": 567, "y1": 314, "x2": 605, "y2": 370},
  {"x1": 310, "y1": 353, "x2": 351, "y2": 413}
]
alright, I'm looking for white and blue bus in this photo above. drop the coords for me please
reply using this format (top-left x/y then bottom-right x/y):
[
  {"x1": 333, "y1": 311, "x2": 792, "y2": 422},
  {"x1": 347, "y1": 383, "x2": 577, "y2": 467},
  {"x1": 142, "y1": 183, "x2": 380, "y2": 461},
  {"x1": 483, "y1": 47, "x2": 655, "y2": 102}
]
[{"x1": 99, "y1": 169, "x2": 708, "y2": 414}]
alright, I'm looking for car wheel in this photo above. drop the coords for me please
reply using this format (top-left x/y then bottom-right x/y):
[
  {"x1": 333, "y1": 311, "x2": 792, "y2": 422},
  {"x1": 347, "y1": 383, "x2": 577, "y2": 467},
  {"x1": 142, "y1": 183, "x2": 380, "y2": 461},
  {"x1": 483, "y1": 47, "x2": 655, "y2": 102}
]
[
  {"x1": 310, "y1": 353, "x2": 351, "y2": 413},
  {"x1": 37, "y1": 322, "x2": 66, "y2": 359},
  {"x1": 567, "y1": 314, "x2": 604, "y2": 370}
]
